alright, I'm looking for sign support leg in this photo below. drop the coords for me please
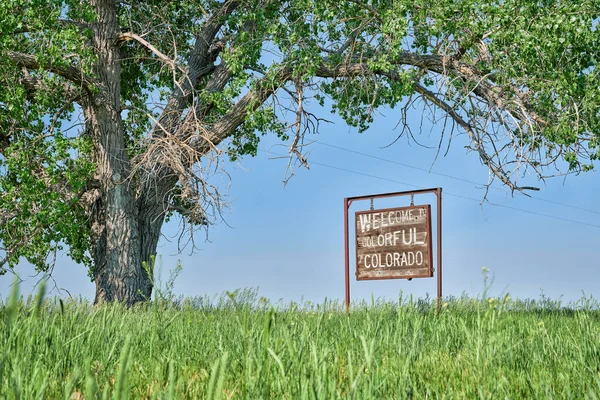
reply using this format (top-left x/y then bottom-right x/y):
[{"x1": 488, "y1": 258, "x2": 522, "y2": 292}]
[
  {"x1": 344, "y1": 198, "x2": 350, "y2": 315},
  {"x1": 437, "y1": 188, "x2": 443, "y2": 315}
]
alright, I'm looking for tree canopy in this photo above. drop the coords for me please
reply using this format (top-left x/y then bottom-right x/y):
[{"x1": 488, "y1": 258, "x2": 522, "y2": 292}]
[{"x1": 0, "y1": 0, "x2": 598, "y2": 302}]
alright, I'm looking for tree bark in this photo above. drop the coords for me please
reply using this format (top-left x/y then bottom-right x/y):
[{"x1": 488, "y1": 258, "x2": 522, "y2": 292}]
[
  {"x1": 91, "y1": 189, "x2": 154, "y2": 305},
  {"x1": 87, "y1": 0, "x2": 155, "y2": 305}
]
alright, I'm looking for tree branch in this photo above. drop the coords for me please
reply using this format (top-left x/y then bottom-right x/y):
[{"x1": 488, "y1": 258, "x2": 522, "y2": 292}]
[
  {"x1": 316, "y1": 52, "x2": 548, "y2": 129},
  {"x1": 192, "y1": 67, "x2": 292, "y2": 156},
  {"x1": 413, "y1": 82, "x2": 538, "y2": 192},
  {"x1": 116, "y1": 32, "x2": 177, "y2": 71},
  {"x1": 6, "y1": 51, "x2": 97, "y2": 92},
  {"x1": 19, "y1": 75, "x2": 81, "y2": 100},
  {"x1": 149, "y1": 0, "x2": 241, "y2": 141}
]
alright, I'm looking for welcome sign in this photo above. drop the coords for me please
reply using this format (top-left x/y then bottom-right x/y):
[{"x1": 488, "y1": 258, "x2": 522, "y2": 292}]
[{"x1": 355, "y1": 204, "x2": 433, "y2": 280}]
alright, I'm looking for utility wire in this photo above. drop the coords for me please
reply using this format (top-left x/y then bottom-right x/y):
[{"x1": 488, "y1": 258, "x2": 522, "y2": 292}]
[
  {"x1": 316, "y1": 141, "x2": 600, "y2": 215},
  {"x1": 260, "y1": 149, "x2": 600, "y2": 229}
]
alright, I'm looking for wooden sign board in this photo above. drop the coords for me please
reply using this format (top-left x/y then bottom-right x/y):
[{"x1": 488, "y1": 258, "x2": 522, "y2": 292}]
[{"x1": 355, "y1": 205, "x2": 433, "y2": 280}]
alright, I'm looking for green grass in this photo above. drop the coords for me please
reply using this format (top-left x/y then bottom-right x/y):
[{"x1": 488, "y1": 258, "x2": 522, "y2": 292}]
[{"x1": 1, "y1": 285, "x2": 600, "y2": 399}]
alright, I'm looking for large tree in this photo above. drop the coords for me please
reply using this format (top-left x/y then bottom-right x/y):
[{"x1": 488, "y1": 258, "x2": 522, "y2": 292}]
[{"x1": 0, "y1": 0, "x2": 598, "y2": 304}]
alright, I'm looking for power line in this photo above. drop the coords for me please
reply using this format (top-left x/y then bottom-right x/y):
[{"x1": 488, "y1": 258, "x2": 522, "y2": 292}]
[
  {"x1": 260, "y1": 149, "x2": 600, "y2": 229},
  {"x1": 315, "y1": 141, "x2": 600, "y2": 215}
]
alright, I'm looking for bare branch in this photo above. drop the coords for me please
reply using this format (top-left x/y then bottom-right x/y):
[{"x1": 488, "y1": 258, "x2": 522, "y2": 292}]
[
  {"x1": 413, "y1": 82, "x2": 539, "y2": 192},
  {"x1": 116, "y1": 32, "x2": 177, "y2": 71}
]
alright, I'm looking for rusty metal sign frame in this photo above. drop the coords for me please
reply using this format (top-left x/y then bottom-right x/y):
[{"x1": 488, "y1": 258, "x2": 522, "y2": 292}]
[{"x1": 344, "y1": 188, "x2": 443, "y2": 313}]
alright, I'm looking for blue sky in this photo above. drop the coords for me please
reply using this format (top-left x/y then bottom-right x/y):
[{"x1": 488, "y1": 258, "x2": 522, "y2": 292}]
[{"x1": 1, "y1": 102, "x2": 598, "y2": 305}]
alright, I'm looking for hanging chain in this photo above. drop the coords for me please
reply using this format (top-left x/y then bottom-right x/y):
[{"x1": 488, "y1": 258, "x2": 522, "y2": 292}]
[
  {"x1": 370, "y1": 198, "x2": 374, "y2": 210},
  {"x1": 410, "y1": 193, "x2": 414, "y2": 206}
]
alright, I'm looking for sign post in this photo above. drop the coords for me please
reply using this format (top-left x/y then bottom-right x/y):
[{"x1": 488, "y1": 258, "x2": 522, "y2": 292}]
[{"x1": 344, "y1": 188, "x2": 442, "y2": 314}]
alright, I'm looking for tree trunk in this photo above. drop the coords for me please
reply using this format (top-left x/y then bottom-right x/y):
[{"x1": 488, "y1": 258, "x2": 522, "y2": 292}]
[
  {"x1": 86, "y1": 0, "x2": 160, "y2": 305},
  {"x1": 92, "y1": 192, "x2": 153, "y2": 304},
  {"x1": 89, "y1": 165, "x2": 166, "y2": 305}
]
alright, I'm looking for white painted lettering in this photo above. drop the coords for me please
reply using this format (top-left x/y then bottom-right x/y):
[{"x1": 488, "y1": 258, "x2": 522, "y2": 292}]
[
  {"x1": 413, "y1": 228, "x2": 425, "y2": 245},
  {"x1": 381, "y1": 213, "x2": 388, "y2": 227},
  {"x1": 372, "y1": 254, "x2": 380, "y2": 267},
  {"x1": 385, "y1": 232, "x2": 393, "y2": 246},
  {"x1": 385, "y1": 253, "x2": 393, "y2": 267},
  {"x1": 402, "y1": 229, "x2": 413, "y2": 245},
  {"x1": 373, "y1": 213, "x2": 380, "y2": 230},
  {"x1": 416, "y1": 251, "x2": 423, "y2": 265},
  {"x1": 359, "y1": 214, "x2": 371, "y2": 233}
]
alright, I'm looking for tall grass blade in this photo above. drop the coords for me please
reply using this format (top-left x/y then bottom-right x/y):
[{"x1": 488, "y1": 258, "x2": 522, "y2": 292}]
[
  {"x1": 113, "y1": 336, "x2": 132, "y2": 400},
  {"x1": 206, "y1": 353, "x2": 228, "y2": 400},
  {"x1": 6, "y1": 277, "x2": 20, "y2": 333},
  {"x1": 32, "y1": 279, "x2": 47, "y2": 319}
]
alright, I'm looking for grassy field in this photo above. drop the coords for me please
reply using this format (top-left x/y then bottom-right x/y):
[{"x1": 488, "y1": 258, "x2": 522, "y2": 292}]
[{"x1": 1, "y1": 284, "x2": 600, "y2": 399}]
